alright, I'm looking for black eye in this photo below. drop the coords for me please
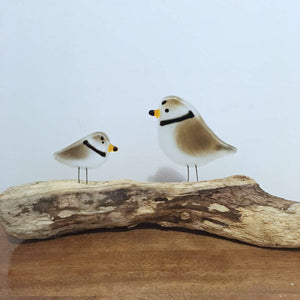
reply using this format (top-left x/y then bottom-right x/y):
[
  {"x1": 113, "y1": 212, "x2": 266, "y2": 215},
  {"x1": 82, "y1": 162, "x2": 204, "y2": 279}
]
[
  {"x1": 101, "y1": 136, "x2": 104, "y2": 140},
  {"x1": 102, "y1": 141, "x2": 104, "y2": 144},
  {"x1": 162, "y1": 100, "x2": 167, "y2": 105},
  {"x1": 165, "y1": 108, "x2": 169, "y2": 113}
]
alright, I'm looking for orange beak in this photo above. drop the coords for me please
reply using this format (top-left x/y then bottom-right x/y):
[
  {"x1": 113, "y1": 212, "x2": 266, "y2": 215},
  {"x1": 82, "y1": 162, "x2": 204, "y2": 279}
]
[
  {"x1": 108, "y1": 144, "x2": 118, "y2": 152},
  {"x1": 148, "y1": 109, "x2": 160, "y2": 118}
]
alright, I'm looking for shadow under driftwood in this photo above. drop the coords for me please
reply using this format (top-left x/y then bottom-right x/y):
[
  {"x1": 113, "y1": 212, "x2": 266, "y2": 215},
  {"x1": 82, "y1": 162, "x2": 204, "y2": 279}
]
[{"x1": 7, "y1": 223, "x2": 300, "y2": 251}]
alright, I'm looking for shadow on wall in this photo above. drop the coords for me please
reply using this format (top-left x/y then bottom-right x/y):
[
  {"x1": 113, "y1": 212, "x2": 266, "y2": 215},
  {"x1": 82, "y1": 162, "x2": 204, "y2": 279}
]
[{"x1": 148, "y1": 167, "x2": 185, "y2": 182}]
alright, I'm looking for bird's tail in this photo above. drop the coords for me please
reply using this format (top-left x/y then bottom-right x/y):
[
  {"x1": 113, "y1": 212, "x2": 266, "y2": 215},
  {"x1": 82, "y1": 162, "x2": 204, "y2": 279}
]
[
  {"x1": 216, "y1": 143, "x2": 237, "y2": 153},
  {"x1": 228, "y1": 144, "x2": 237, "y2": 153}
]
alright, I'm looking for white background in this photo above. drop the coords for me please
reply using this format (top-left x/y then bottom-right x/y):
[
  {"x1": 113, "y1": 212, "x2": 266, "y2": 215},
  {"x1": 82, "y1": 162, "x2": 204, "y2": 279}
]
[{"x1": 0, "y1": 0, "x2": 299, "y2": 201}]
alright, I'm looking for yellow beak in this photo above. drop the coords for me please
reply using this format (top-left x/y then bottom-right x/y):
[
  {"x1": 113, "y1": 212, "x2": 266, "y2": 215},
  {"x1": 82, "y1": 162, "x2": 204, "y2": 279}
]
[
  {"x1": 154, "y1": 109, "x2": 160, "y2": 118},
  {"x1": 108, "y1": 144, "x2": 118, "y2": 152},
  {"x1": 149, "y1": 108, "x2": 160, "y2": 118}
]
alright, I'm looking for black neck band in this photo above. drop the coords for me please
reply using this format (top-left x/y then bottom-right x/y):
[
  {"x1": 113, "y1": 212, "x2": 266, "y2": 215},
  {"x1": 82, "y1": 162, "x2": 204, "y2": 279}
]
[
  {"x1": 83, "y1": 140, "x2": 106, "y2": 157},
  {"x1": 160, "y1": 110, "x2": 195, "y2": 126}
]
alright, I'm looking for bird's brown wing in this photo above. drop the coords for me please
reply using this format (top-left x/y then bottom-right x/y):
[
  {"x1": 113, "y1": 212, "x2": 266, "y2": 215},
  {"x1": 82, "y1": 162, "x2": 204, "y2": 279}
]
[{"x1": 175, "y1": 117, "x2": 235, "y2": 156}]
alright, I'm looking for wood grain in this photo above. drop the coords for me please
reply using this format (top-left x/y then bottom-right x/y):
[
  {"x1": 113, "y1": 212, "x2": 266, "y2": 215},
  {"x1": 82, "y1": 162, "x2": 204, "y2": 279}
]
[
  {"x1": 0, "y1": 175, "x2": 299, "y2": 248},
  {"x1": 0, "y1": 225, "x2": 299, "y2": 299}
]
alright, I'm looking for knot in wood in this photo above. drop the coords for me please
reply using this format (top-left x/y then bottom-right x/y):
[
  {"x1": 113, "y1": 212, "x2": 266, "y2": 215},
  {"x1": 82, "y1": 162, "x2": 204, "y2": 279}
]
[{"x1": 180, "y1": 211, "x2": 191, "y2": 220}]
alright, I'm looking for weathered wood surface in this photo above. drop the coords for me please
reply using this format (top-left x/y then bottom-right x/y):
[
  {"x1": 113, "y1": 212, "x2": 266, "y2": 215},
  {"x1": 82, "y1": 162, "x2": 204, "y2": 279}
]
[
  {"x1": 0, "y1": 226, "x2": 300, "y2": 299},
  {"x1": 0, "y1": 175, "x2": 299, "y2": 248}
]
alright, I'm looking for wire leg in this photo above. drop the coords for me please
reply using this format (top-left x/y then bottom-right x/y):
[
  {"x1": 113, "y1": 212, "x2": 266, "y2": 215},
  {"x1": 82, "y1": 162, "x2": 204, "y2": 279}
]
[
  {"x1": 78, "y1": 167, "x2": 80, "y2": 183},
  {"x1": 86, "y1": 168, "x2": 88, "y2": 184},
  {"x1": 195, "y1": 164, "x2": 199, "y2": 182},
  {"x1": 187, "y1": 165, "x2": 190, "y2": 182}
]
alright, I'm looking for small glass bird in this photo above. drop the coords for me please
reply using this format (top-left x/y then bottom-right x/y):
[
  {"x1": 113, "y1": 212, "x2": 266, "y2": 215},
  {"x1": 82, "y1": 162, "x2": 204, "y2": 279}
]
[
  {"x1": 54, "y1": 132, "x2": 118, "y2": 183},
  {"x1": 149, "y1": 95, "x2": 236, "y2": 181}
]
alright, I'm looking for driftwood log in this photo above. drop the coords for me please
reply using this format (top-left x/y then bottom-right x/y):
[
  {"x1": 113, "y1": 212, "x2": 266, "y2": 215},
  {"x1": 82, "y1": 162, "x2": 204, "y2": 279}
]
[{"x1": 0, "y1": 175, "x2": 299, "y2": 248}]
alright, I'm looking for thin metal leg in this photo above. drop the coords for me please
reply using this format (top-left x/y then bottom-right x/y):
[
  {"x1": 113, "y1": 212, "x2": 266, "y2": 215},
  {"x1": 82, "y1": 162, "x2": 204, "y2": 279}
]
[
  {"x1": 195, "y1": 164, "x2": 199, "y2": 182},
  {"x1": 78, "y1": 167, "x2": 80, "y2": 183},
  {"x1": 86, "y1": 168, "x2": 88, "y2": 184},
  {"x1": 187, "y1": 165, "x2": 190, "y2": 182}
]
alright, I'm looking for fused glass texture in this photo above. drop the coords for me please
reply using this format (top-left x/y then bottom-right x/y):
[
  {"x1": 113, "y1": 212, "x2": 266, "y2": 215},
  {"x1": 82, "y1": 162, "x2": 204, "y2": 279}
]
[
  {"x1": 149, "y1": 96, "x2": 237, "y2": 168},
  {"x1": 54, "y1": 132, "x2": 118, "y2": 169}
]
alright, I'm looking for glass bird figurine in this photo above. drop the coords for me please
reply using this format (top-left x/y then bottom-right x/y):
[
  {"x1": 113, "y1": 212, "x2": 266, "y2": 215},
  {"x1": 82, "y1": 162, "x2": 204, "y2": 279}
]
[
  {"x1": 149, "y1": 95, "x2": 236, "y2": 181},
  {"x1": 54, "y1": 132, "x2": 118, "y2": 183}
]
